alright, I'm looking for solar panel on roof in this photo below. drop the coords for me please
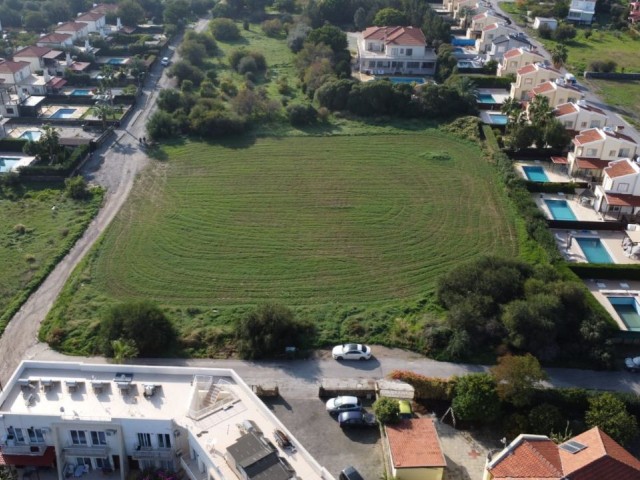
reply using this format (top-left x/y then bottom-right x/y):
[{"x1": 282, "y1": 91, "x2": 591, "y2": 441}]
[{"x1": 559, "y1": 440, "x2": 586, "y2": 454}]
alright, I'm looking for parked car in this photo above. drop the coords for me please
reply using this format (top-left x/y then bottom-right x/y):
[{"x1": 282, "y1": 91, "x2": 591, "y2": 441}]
[
  {"x1": 326, "y1": 396, "x2": 362, "y2": 414},
  {"x1": 339, "y1": 466, "x2": 364, "y2": 480},
  {"x1": 332, "y1": 343, "x2": 371, "y2": 361},
  {"x1": 625, "y1": 356, "x2": 640, "y2": 372},
  {"x1": 398, "y1": 400, "x2": 413, "y2": 419},
  {"x1": 338, "y1": 411, "x2": 377, "y2": 428},
  {"x1": 161, "y1": 57, "x2": 170, "y2": 66}
]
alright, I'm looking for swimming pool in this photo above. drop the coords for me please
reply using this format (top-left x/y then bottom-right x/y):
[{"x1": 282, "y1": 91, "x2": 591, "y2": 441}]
[
  {"x1": 70, "y1": 89, "x2": 93, "y2": 96},
  {"x1": 19, "y1": 130, "x2": 42, "y2": 141},
  {"x1": 486, "y1": 113, "x2": 508, "y2": 125},
  {"x1": 523, "y1": 166, "x2": 550, "y2": 182},
  {"x1": 544, "y1": 199, "x2": 576, "y2": 220},
  {"x1": 49, "y1": 108, "x2": 77, "y2": 119},
  {"x1": 378, "y1": 77, "x2": 426, "y2": 84},
  {"x1": 575, "y1": 237, "x2": 613, "y2": 263},
  {"x1": 107, "y1": 57, "x2": 128, "y2": 65},
  {"x1": 0, "y1": 157, "x2": 21, "y2": 173},
  {"x1": 608, "y1": 297, "x2": 640, "y2": 331},
  {"x1": 476, "y1": 93, "x2": 496, "y2": 104}
]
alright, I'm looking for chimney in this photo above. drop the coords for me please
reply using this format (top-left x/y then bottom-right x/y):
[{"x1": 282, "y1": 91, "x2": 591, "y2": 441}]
[
  {"x1": 65, "y1": 51, "x2": 72, "y2": 66},
  {"x1": 116, "y1": 17, "x2": 122, "y2": 30},
  {"x1": 616, "y1": 125, "x2": 624, "y2": 133},
  {"x1": 43, "y1": 70, "x2": 50, "y2": 82},
  {"x1": 84, "y1": 39, "x2": 90, "y2": 50}
]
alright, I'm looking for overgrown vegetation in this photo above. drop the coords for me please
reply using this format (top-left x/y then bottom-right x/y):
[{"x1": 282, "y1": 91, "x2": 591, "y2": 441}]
[{"x1": 373, "y1": 397, "x2": 400, "y2": 424}]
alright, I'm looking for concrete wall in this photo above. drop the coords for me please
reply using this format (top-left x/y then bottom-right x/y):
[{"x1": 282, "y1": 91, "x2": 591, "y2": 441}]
[{"x1": 392, "y1": 466, "x2": 444, "y2": 480}]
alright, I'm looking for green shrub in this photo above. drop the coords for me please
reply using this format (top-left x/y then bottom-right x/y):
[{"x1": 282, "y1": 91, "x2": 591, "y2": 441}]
[
  {"x1": 64, "y1": 176, "x2": 89, "y2": 200},
  {"x1": 373, "y1": 397, "x2": 400, "y2": 424},
  {"x1": 210, "y1": 18, "x2": 241, "y2": 41},
  {"x1": 585, "y1": 393, "x2": 639, "y2": 446},
  {"x1": 287, "y1": 103, "x2": 317, "y2": 126},
  {"x1": 452, "y1": 373, "x2": 501, "y2": 423},
  {"x1": 388, "y1": 370, "x2": 456, "y2": 401},
  {"x1": 528, "y1": 404, "x2": 565, "y2": 435}
]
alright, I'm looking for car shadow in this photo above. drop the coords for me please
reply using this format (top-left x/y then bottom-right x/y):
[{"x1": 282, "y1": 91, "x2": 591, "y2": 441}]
[
  {"x1": 334, "y1": 357, "x2": 382, "y2": 371},
  {"x1": 341, "y1": 427, "x2": 380, "y2": 444}
]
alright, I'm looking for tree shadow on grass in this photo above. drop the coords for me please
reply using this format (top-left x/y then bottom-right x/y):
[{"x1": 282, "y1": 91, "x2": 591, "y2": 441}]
[{"x1": 207, "y1": 134, "x2": 258, "y2": 149}]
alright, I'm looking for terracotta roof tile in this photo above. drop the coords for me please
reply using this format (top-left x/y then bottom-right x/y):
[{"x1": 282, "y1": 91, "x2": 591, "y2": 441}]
[
  {"x1": 490, "y1": 438, "x2": 563, "y2": 479},
  {"x1": 55, "y1": 22, "x2": 87, "y2": 32},
  {"x1": 503, "y1": 48, "x2": 522, "y2": 58},
  {"x1": 532, "y1": 81, "x2": 556, "y2": 94},
  {"x1": 76, "y1": 11, "x2": 105, "y2": 22},
  {"x1": 554, "y1": 102, "x2": 578, "y2": 117},
  {"x1": 0, "y1": 60, "x2": 31, "y2": 74},
  {"x1": 605, "y1": 159, "x2": 638, "y2": 178},
  {"x1": 14, "y1": 46, "x2": 52, "y2": 58},
  {"x1": 517, "y1": 63, "x2": 537, "y2": 75},
  {"x1": 576, "y1": 157, "x2": 610, "y2": 170},
  {"x1": 90, "y1": 3, "x2": 118, "y2": 14},
  {"x1": 37, "y1": 33, "x2": 72, "y2": 43},
  {"x1": 483, "y1": 23, "x2": 500, "y2": 31},
  {"x1": 362, "y1": 26, "x2": 426, "y2": 46},
  {"x1": 573, "y1": 128, "x2": 604, "y2": 145},
  {"x1": 385, "y1": 418, "x2": 446, "y2": 469}
]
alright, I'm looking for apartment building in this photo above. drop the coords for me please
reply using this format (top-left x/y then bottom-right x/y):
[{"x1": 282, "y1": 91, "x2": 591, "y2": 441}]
[{"x1": 0, "y1": 362, "x2": 331, "y2": 480}]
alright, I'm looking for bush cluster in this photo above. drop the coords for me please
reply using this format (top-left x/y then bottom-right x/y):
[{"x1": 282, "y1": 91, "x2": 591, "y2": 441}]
[
  {"x1": 589, "y1": 60, "x2": 617, "y2": 73},
  {"x1": 389, "y1": 370, "x2": 456, "y2": 401}
]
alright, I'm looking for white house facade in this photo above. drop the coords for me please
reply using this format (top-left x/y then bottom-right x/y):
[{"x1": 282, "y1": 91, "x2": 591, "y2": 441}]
[
  {"x1": 497, "y1": 47, "x2": 545, "y2": 77},
  {"x1": 568, "y1": 127, "x2": 638, "y2": 179},
  {"x1": 0, "y1": 361, "x2": 332, "y2": 480},
  {"x1": 553, "y1": 101, "x2": 608, "y2": 131},
  {"x1": 567, "y1": 0, "x2": 596, "y2": 23},
  {"x1": 594, "y1": 159, "x2": 640, "y2": 217},
  {"x1": 358, "y1": 26, "x2": 437, "y2": 76}
]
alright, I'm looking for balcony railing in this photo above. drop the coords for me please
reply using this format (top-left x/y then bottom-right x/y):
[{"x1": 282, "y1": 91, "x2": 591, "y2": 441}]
[
  {"x1": 131, "y1": 446, "x2": 173, "y2": 460},
  {"x1": 63, "y1": 444, "x2": 110, "y2": 457},
  {"x1": 0, "y1": 444, "x2": 47, "y2": 455}
]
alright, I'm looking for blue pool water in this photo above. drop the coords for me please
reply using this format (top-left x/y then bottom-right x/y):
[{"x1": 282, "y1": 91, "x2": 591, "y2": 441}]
[
  {"x1": 0, "y1": 157, "x2": 21, "y2": 173},
  {"x1": 19, "y1": 130, "x2": 42, "y2": 141},
  {"x1": 378, "y1": 77, "x2": 426, "y2": 84},
  {"x1": 49, "y1": 108, "x2": 77, "y2": 119},
  {"x1": 545, "y1": 199, "x2": 576, "y2": 220},
  {"x1": 608, "y1": 297, "x2": 640, "y2": 331},
  {"x1": 576, "y1": 237, "x2": 613, "y2": 263},
  {"x1": 523, "y1": 166, "x2": 550, "y2": 182},
  {"x1": 476, "y1": 93, "x2": 496, "y2": 104},
  {"x1": 107, "y1": 57, "x2": 128, "y2": 65},
  {"x1": 487, "y1": 113, "x2": 508, "y2": 125},
  {"x1": 71, "y1": 89, "x2": 92, "y2": 96}
]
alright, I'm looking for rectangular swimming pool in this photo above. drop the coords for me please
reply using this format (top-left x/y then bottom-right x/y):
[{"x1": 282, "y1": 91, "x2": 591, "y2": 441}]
[
  {"x1": 523, "y1": 165, "x2": 549, "y2": 182},
  {"x1": 19, "y1": 130, "x2": 42, "y2": 141},
  {"x1": 476, "y1": 93, "x2": 496, "y2": 104},
  {"x1": 486, "y1": 113, "x2": 508, "y2": 125},
  {"x1": 544, "y1": 199, "x2": 576, "y2": 220},
  {"x1": 608, "y1": 297, "x2": 640, "y2": 331},
  {"x1": 575, "y1": 237, "x2": 613, "y2": 263},
  {"x1": 0, "y1": 157, "x2": 21, "y2": 173},
  {"x1": 71, "y1": 89, "x2": 93, "y2": 96},
  {"x1": 49, "y1": 108, "x2": 77, "y2": 119},
  {"x1": 107, "y1": 57, "x2": 128, "y2": 65}
]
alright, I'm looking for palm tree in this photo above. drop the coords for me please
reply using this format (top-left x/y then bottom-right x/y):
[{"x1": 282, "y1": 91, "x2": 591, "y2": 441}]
[
  {"x1": 99, "y1": 65, "x2": 115, "y2": 105},
  {"x1": 93, "y1": 102, "x2": 114, "y2": 131},
  {"x1": 527, "y1": 95, "x2": 554, "y2": 127},
  {"x1": 458, "y1": 6, "x2": 476, "y2": 29},
  {"x1": 501, "y1": 96, "x2": 524, "y2": 124},
  {"x1": 550, "y1": 44, "x2": 568, "y2": 69},
  {"x1": 40, "y1": 124, "x2": 61, "y2": 165}
]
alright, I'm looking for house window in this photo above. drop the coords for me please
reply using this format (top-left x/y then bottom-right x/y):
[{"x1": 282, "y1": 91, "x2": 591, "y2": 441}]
[
  {"x1": 157, "y1": 434, "x2": 171, "y2": 449},
  {"x1": 568, "y1": 96, "x2": 576, "y2": 103},
  {"x1": 158, "y1": 460, "x2": 173, "y2": 471},
  {"x1": 580, "y1": 122, "x2": 587, "y2": 128},
  {"x1": 7, "y1": 427, "x2": 25, "y2": 444},
  {"x1": 95, "y1": 458, "x2": 110, "y2": 470},
  {"x1": 611, "y1": 205, "x2": 621, "y2": 211},
  {"x1": 524, "y1": 78, "x2": 533, "y2": 85},
  {"x1": 618, "y1": 183, "x2": 630, "y2": 193},
  {"x1": 510, "y1": 61, "x2": 517, "y2": 68},
  {"x1": 391, "y1": 61, "x2": 397, "y2": 68},
  {"x1": 368, "y1": 61, "x2": 375, "y2": 68},
  {"x1": 565, "y1": 121, "x2": 573, "y2": 128},
  {"x1": 590, "y1": 121, "x2": 601, "y2": 128},
  {"x1": 391, "y1": 48, "x2": 398, "y2": 55},
  {"x1": 406, "y1": 62, "x2": 420, "y2": 68},
  {"x1": 137, "y1": 433, "x2": 152, "y2": 448},
  {"x1": 405, "y1": 48, "x2": 412, "y2": 56},
  {"x1": 71, "y1": 431, "x2": 87, "y2": 445},
  {"x1": 76, "y1": 457, "x2": 92, "y2": 470},
  {"x1": 6, "y1": 108, "x2": 14, "y2": 114},
  {"x1": 27, "y1": 428, "x2": 44, "y2": 444},
  {"x1": 421, "y1": 62, "x2": 434, "y2": 69},
  {"x1": 619, "y1": 148, "x2": 631, "y2": 157},
  {"x1": 586, "y1": 148, "x2": 598, "y2": 157},
  {"x1": 396, "y1": 62, "x2": 404, "y2": 69},
  {"x1": 400, "y1": 48, "x2": 404, "y2": 54},
  {"x1": 91, "y1": 431, "x2": 106, "y2": 446}
]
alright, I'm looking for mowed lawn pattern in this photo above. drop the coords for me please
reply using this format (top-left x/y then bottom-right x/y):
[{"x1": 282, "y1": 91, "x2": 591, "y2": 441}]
[{"x1": 91, "y1": 134, "x2": 517, "y2": 306}]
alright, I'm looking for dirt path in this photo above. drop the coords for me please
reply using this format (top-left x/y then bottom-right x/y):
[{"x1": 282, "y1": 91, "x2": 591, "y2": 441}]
[{"x1": 0, "y1": 19, "x2": 210, "y2": 385}]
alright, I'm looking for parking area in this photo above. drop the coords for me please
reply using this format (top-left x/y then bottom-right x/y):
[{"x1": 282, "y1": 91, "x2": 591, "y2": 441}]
[{"x1": 264, "y1": 395, "x2": 383, "y2": 480}]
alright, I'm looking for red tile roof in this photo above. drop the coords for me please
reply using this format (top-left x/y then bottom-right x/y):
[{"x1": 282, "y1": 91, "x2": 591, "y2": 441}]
[
  {"x1": 532, "y1": 81, "x2": 556, "y2": 94},
  {"x1": 0, "y1": 60, "x2": 31, "y2": 74},
  {"x1": 76, "y1": 11, "x2": 105, "y2": 22},
  {"x1": 55, "y1": 21, "x2": 87, "y2": 32},
  {"x1": 14, "y1": 46, "x2": 52, "y2": 58},
  {"x1": 503, "y1": 48, "x2": 522, "y2": 58},
  {"x1": 483, "y1": 23, "x2": 500, "y2": 31},
  {"x1": 554, "y1": 102, "x2": 578, "y2": 117},
  {"x1": 386, "y1": 418, "x2": 446, "y2": 469},
  {"x1": 37, "y1": 33, "x2": 72, "y2": 44},
  {"x1": 605, "y1": 159, "x2": 638, "y2": 178},
  {"x1": 604, "y1": 193, "x2": 640, "y2": 207},
  {"x1": 576, "y1": 157, "x2": 610, "y2": 170},
  {"x1": 362, "y1": 26, "x2": 426, "y2": 46},
  {"x1": 551, "y1": 156, "x2": 568, "y2": 164},
  {"x1": 517, "y1": 63, "x2": 537, "y2": 75},
  {"x1": 489, "y1": 428, "x2": 640, "y2": 480},
  {"x1": 90, "y1": 3, "x2": 118, "y2": 14},
  {"x1": 573, "y1": 128, "x2": 604, "y2": 145}
]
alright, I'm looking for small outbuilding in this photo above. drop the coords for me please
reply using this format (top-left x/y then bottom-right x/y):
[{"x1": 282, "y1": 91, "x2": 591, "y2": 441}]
[
  {"x1": 385, "y1": 418, "x2": 447, "y2": 480},
  {"x1": 533, "y1": 17, "x2": 558, "y2": 30}
]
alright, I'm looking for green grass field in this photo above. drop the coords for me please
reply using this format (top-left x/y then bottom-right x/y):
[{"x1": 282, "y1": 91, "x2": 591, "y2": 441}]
[
  {"x1": 0, "y1": 185, "x2": 102, "y2": 332},
  {"x1": 43, "y1": 132, "x2": 518, "y2": 356}
]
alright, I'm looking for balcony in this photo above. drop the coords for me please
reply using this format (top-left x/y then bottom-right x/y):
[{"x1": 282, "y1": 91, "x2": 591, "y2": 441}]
[
  {"x1": 63, "y1": 444, "x2": 110, "y2": 457},
  {"x1": 0, "y1": 444, "x2": 47, "y2": 455},
  {"x1": 131, "y1": 446, "x2": 173, "y2": 460},
  {"x1": 180, "y1": 457, "x2": 207, "y2": 480}
]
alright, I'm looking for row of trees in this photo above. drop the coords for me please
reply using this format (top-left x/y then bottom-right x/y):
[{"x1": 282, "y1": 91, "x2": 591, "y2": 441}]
[{"x1": 429, "y1": 256, "x2": 615, "y2": 366}]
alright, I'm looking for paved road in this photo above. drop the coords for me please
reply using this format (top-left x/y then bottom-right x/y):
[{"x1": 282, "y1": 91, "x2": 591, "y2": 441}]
[{"x1": 0, "y1": 18, "x2": 210, "y2": 387}]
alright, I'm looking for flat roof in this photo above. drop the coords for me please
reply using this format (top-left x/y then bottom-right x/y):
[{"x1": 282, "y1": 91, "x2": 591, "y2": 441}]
[{"x1": 0, "y1": 361, "x2": 329, "y2": 480}]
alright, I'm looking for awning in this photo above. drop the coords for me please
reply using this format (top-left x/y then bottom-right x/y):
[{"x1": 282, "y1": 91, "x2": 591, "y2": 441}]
[
  {"x1": 46, "y1": 77, "x2": 67, "y2": 89},
  {"x1": 43, "y1": 50, "x2": 63, "y2": 59},
  {"x1": 605, "y1": 193, "x2": 640, "y2": 207},
  {"x1": 0, "y1": 446, "x2": 56, "y2": 467},
  {"x1": 551, "y1": 156, "x2": 568, "y2": 164},
  {"x1": 576, "y1": 158, "x2": 610, "y2": 170}
]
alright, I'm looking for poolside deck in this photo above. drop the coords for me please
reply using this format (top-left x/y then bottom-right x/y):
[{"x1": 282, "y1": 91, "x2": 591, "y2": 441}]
[
  {"x1": 515, "y1": 161, "x2": 573, "y2": 183},
  {"x1": 585, "y1": 279, "x2": 640, "y2": 331},
  {"x1": 552, "y1": 229, "x2": 640, "y2": 264},
  {"x1": 534, "y1": 193, "x2": 603, "y2": 222}
]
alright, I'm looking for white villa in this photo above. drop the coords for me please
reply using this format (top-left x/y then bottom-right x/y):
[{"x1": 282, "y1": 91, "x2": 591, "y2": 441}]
[
  {"x1": 568, "y1": 127, "x2": 639, "y2": 179},
  {"x1": 357, "y1": 26, "x2": 436, "y2": 76},
  {"x1": 0, "y1": 361, "x2": 332, "y2": 480},
  {"x1": 467, "y1": 11, "x2": 503, "y2": 38},
  {"x1": 54, "y1": 21, "x2": 89, "y2": 41},
  {"x1": 529, "y1": 80, "x2": 582, "y2": 108},
  {"x1": 567, "y1": 0, "x2": 597, "y2": 23},
  {"x1": 553, "y1": 101, "x2": 608, "y2": 132},
  {"x1": 594, "y1": 159, "x2": 640, "y2": 218},
  {"x1": 476, "y1": 23, "x2": 519, "y2": 54},
  {"x1": 509, "y1": 62, "x2": 562, "y2": 101},
  {"x1": 75, "y1": 11, "x2": 107, "y2": 35},
  {"x1": 497, "y1": 47, "x2": 545, "y2": 77}
]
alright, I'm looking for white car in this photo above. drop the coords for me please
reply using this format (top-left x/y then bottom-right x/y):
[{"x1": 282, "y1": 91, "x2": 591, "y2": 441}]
[
  {"x1": 160, "y1": 57, "x2": 170, "y2": 66},
  {"x1": 332, "y1": 343, "x2": 371, "y2": 361},
  {"x1": 325, "y1": 396, "x2": 362, "y2": 414}
]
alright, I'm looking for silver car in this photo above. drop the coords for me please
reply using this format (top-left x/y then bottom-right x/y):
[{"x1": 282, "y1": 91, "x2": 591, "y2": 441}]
[{"x1": 332, "y1": 343, "x2": 371, "y2": 361}]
